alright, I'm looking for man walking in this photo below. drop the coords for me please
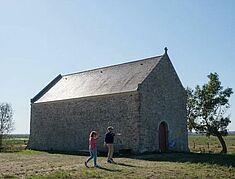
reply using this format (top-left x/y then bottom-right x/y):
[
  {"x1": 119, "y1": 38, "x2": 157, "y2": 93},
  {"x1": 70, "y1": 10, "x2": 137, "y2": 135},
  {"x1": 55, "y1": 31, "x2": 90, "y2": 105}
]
[{"x1": 104, "y1": 126, "x2": 115, "y2": 163}]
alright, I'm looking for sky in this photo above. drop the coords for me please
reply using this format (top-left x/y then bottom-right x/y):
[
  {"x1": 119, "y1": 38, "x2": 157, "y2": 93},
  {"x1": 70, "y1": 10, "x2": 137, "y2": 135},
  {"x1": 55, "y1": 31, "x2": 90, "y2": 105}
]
[{"x1": 0, "y1": 0, "x2": 234, "y2": 134}]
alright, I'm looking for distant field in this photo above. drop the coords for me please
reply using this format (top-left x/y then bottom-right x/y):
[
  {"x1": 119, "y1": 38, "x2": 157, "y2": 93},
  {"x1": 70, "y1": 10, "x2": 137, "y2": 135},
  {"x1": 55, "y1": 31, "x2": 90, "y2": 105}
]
[
  {"x1": 188, "y1": 134, "x2": 235, "y2": 154},
  {"x1": 2, "y1": 134, "x2": 235, "y2": 154},
  {"x1": 1, "y1": 134, "x2": 29, "y2": 152}
]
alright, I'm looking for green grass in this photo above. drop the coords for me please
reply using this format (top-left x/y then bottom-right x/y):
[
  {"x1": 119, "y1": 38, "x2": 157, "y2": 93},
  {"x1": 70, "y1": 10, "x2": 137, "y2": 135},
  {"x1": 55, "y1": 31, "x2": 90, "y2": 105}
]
[
  {"x1": 2, "y1": 134, "x2": 235, "y2": 154},
  {"x1": 27, "y1": 170, "x2": 71, "y2": 179},
  {"x1": 1, "y1": 135, "x2": 28, "y2": 152},
  {"x1": 0, "y1": 134, "x2": 235, "y2": 178},
  {"x1": 1, "y1": 150, "x2": 235, "y2": 178},
  {"x1": 21, "y1": 153, "x2": 235, "y2": 178},
  {"x1": 3, "y1": 138, "x2": 28, "y2": 145},
  {"x1": 17, "y1": 149, "x2": 46, "y2": 155}
]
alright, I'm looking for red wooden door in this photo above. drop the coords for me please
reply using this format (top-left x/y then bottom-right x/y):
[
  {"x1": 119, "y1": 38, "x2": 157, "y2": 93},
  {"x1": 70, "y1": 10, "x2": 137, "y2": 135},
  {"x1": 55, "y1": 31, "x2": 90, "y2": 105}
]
[{"x1": 159, "y1": 122, "x2": 167, "y2": 152}]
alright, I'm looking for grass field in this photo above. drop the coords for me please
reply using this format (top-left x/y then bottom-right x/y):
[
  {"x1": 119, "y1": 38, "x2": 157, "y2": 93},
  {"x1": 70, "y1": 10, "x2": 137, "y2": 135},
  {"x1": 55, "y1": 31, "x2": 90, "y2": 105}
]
[
  {"x1": 0, "y1": 134, "x2": 28, "y2": 152},
  {"x1": 3, "y1": 134, "x2": 235, "y2": 153},
  {"x1": 0, "y1": 150, "x2": 234, "y2": 178},
  {"x1": 188, "y1": 134, "x2": 235, "y2": 154},
  {"x1": 0, "y1": 134, "x2": 234, "y2": 178}
]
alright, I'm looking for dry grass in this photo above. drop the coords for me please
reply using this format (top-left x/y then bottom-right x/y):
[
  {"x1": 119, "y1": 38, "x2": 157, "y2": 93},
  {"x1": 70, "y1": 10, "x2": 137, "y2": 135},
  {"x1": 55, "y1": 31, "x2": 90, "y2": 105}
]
[
  {"x1": 188, "y1": 134, "x2": 235, "y2": 154},
  {"x1": 0, "y1": 150, "x2": 234, "y2": 178},
  {"x1": 0, "y1": 134, "x2": 234, "y2": 178}
]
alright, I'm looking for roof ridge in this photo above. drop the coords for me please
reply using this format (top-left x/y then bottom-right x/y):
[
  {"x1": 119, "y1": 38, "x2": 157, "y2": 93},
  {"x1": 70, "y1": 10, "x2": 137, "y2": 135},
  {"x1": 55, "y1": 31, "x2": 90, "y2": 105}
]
[{"x1": 63, "y1": 55, "x2": 163, "y2": 77}]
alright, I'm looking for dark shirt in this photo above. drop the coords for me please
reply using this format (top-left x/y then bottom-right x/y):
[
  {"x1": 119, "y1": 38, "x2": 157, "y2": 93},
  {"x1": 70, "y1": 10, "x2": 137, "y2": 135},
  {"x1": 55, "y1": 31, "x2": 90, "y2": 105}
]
[{"x1": 105, "y1": 131, "x2": 115, "y2": 144}]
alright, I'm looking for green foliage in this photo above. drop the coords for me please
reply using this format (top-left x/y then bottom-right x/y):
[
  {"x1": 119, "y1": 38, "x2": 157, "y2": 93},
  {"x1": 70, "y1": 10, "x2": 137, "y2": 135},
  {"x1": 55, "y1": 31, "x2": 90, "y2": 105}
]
[
  {"x1": 186, "y1": 87, "x2": 197, "y2": 132},
  {"x1": 186, "y1": 72, "x2": 233, "y2": 153}
]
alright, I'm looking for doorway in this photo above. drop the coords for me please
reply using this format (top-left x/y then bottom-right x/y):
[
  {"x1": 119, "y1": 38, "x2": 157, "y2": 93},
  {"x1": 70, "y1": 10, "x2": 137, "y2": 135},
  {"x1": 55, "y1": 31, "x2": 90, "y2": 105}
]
[{"x1": 159, "y1": 121, "x2": 168, "y2": 152}]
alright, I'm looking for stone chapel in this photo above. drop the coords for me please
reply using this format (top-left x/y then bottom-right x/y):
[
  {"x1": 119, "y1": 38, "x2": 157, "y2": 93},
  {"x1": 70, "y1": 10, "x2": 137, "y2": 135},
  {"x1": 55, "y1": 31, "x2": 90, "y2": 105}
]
[{"x1": 28, "y1": 48, "x2": 188, "y2": 153}]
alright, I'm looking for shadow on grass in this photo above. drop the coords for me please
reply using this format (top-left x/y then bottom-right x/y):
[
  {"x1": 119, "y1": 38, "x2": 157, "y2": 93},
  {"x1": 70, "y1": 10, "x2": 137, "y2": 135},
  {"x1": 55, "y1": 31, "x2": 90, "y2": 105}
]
[
  {"x1": 96, "y1": 166, "x2": 122, "y2": 172},
  {"x1": 128, "y1": 152, "x2": 235, "y2": 167},
  {"x1": 47, "y1": 150, "x2": 89, "y2": 156},
  {"x1": 25, "y1": 149, "x2": 235, "y2": 167},
  {"x1": 114, "y1": 162, "x2": 138, "y2": 168}
]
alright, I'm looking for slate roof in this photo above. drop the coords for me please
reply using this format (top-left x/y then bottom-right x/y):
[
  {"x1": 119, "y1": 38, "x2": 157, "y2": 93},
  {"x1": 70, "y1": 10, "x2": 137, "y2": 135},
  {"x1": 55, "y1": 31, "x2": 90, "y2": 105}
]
[{"x1": 33, "y1": 55, "x2": 163, "y2": 103}]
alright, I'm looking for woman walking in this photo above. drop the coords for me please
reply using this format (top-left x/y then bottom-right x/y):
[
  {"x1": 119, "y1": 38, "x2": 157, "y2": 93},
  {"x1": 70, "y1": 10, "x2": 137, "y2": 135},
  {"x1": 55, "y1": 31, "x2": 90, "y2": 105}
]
[{"x1": 85, "y1": 131, "x2": 99, "y2": 168}]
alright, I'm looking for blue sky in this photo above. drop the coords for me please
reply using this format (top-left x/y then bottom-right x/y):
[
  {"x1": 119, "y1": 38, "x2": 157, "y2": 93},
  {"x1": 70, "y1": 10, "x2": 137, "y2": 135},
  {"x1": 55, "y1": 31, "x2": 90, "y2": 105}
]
[{"x1": 0, "y1": 0, "x2": 234, "y2": 133}]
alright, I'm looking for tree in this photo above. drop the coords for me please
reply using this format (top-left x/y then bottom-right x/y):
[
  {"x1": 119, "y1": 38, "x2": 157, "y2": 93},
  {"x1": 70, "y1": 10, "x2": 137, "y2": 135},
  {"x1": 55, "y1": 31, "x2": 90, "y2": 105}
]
[
  {"x1": 0, "y1": 103, "x2": 14, "y2": 151},
  {"x1": 186, "y1": 73, "x2": 233, "y2": 153},
  {"x1": 186, "y1": 87, "x2": 197, "y2": 132}
]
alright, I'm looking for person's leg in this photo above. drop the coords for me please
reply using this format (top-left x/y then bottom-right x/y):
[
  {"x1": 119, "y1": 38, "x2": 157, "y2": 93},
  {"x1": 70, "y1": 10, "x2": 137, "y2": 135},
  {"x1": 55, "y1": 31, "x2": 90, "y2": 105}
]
[
  {"x1": 93, "y1": 148, "x2": 97, "y2": 167},
  {"x1": 86, "y1": 149, "x2": 94, "y2": 163},
  {"x1": 107, "y1": 144, "x2": 111, "y2": 161},
  {"x1": 110, "y1": 144, "x2": 114, "y2": 160},
  {"x1": 107, "y1": 144, "x2": 110, "y2": 159}
]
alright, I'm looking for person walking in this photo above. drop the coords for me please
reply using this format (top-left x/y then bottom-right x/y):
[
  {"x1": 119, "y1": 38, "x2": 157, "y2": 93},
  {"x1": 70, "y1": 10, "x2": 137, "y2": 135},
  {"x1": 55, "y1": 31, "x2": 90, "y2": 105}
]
[
  {"x1": 104, "y1": 126, "x2": 116, "y2": 163},
  {"x1": 85, "y1": 131, "x2": 99, "y2": 168}
]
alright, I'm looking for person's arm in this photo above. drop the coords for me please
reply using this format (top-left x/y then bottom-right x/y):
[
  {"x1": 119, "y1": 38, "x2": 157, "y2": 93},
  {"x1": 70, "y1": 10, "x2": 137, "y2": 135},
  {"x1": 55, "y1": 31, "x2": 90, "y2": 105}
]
[
  {"x1": 104, "y1": 133, "x2": 107, "y2": 146},
  {"x1": 95, "y1": 132, "x2": 99, "y2": 139}
]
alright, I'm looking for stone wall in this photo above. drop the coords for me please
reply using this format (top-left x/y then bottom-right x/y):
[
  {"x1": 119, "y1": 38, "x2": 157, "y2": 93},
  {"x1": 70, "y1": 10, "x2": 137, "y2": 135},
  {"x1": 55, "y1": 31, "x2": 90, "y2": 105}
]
[
  {"x1": 28, "y1": 92, "x2": 140, "y2": 153},
  {"x1": 138, "y1": 55, "x2": 188, "y2": 153}
]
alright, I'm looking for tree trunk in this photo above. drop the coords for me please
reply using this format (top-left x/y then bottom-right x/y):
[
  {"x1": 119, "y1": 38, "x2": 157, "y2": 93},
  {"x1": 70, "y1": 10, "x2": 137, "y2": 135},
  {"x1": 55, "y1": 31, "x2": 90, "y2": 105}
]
[
  {"x1": 0, "y1": 134, "x2": 2, "y2": 152},
  {"x1": 216, "y1": 133, "x2": 227, "y2": 153}
]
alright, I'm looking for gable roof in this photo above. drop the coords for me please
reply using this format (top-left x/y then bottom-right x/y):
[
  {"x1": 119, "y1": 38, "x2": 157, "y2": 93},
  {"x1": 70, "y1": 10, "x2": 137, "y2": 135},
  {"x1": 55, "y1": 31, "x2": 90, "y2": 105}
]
[{"x1": 33, "y1": 55, "x2": 164, "y2": 103}]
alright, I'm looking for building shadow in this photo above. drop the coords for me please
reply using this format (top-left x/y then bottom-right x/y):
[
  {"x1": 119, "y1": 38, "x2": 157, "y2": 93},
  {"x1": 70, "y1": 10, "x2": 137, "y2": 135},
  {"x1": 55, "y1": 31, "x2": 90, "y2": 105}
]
[
  {"x1": 127, "y1": 152, "x2": 235, "y2": 167},
  {"x1": 34, "y1": 149, "x2": 235, "y2": 167}
]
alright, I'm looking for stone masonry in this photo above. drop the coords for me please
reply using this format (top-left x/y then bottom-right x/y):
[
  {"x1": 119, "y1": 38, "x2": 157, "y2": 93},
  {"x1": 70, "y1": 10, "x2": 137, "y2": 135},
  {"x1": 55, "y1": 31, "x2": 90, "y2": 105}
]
[
  {"x1": 138, "y1": 54, "x2": 188, "y2": 152},
  {"x1": 28, "y1": 49, "x2": 189, "y2": 153},
  {"x1": 29, "y1": 92, "x2": 140, "y2": 152}
]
